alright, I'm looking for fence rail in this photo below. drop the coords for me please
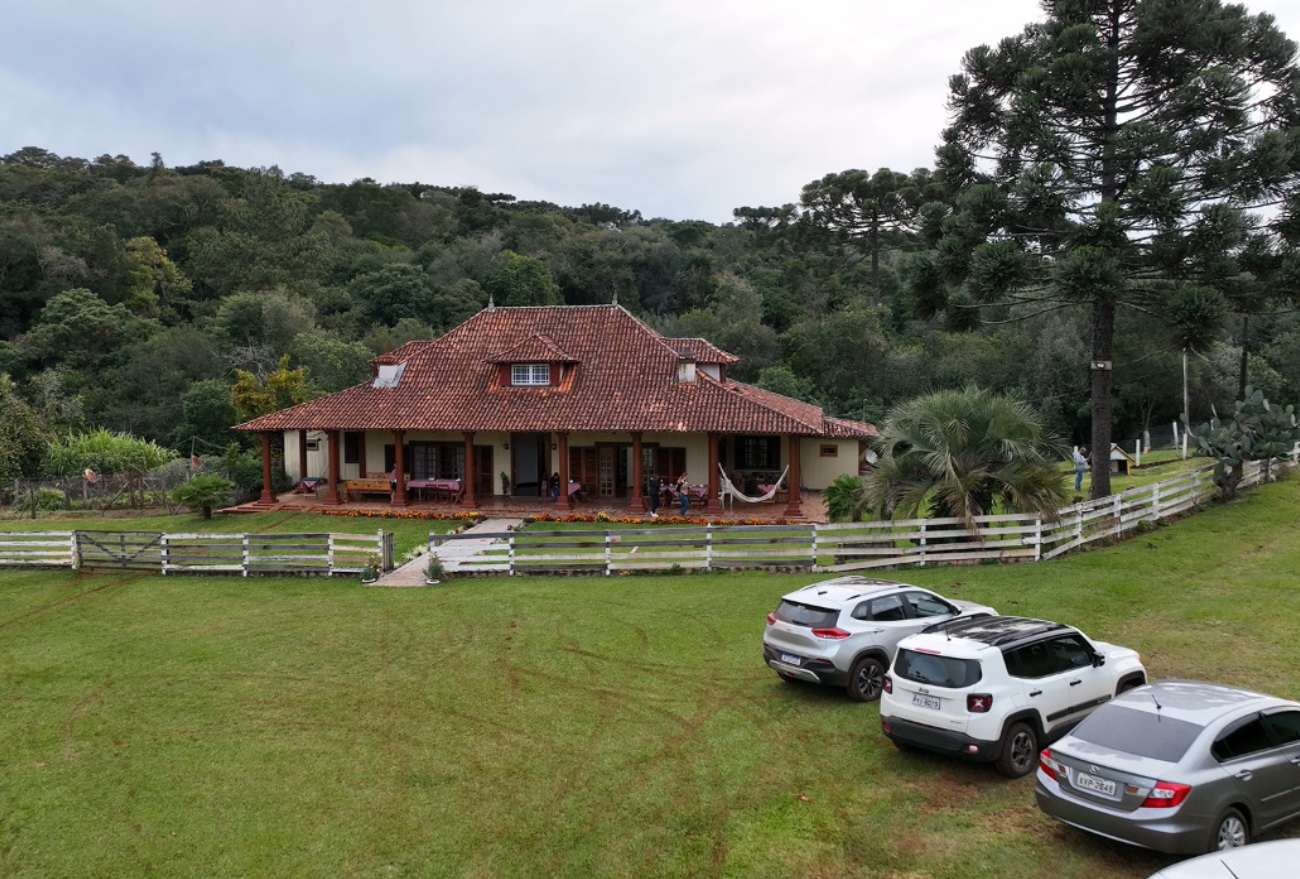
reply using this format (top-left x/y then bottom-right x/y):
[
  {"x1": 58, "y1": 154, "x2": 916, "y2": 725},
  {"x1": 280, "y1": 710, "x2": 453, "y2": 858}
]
[
  {"x1": 0, "y1": 531, "x2": 76, "y2": 567},
  {"x1": 0, "y1": 529, "x2": 390, "y2": 576},
  {"x1": 428, "y1": 462, "x2": 1271, "y2": 576}
]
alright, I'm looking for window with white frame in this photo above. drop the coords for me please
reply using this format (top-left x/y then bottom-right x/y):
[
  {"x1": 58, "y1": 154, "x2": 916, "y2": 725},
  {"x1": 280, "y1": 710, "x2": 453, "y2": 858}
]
[{"x1": 511, "y1": 363, "x2": 551, "y2": 386}]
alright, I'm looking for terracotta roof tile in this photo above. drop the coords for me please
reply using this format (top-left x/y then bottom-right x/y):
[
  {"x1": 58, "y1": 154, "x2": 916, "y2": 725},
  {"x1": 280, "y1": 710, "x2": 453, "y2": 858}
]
[
  {"x1": 486, "y1": 332, "x2": 578, "y2": 363},
  {"x1": 236, "y1": 304, "x2": 877, "y2": 439}
]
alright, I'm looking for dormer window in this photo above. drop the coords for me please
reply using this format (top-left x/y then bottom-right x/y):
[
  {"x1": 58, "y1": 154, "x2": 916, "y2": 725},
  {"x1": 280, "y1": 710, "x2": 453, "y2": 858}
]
[{"x1": 511, "y1": 363, "x2": 551, "y2": 386}]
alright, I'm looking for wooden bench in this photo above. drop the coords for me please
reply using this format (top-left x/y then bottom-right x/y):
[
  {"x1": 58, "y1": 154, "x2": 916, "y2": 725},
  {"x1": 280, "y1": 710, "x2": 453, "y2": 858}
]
[{"x1": 343, "y1": 478, "x2": 391, "y2": 501}]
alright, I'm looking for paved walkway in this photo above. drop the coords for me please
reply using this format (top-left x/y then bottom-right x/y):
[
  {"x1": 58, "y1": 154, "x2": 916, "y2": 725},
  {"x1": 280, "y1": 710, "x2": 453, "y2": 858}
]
[{"x1": 369, "y1": 517, "x2": 525, "y2": 587}]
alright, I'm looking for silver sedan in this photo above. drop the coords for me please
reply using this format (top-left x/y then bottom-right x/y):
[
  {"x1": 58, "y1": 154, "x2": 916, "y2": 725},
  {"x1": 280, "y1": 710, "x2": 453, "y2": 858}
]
[{"x1": 1035, "y1": 680, "x2": 1300, "y2": 855}]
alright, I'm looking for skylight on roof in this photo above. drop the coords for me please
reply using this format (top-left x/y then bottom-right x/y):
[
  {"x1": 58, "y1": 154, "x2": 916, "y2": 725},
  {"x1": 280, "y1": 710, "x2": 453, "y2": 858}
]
[{"x1": 373, "y1": 362, "x2": 407, "y2": 388}]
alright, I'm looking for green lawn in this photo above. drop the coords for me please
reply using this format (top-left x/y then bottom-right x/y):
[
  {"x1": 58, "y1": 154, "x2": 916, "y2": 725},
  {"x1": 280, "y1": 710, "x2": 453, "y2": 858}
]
[{"x1": 2, "y1": 478, "x2": 1299, "y2": 878}]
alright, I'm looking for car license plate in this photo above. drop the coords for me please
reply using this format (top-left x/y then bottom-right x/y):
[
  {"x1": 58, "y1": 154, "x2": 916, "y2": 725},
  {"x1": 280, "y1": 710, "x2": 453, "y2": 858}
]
[
  {"x1": 780, "y1": 653, "x2": 801, "y2": 666},
  {"x1": 1075, "y1": 772, "x2": 1118, "y2": 798},
  {"x1": 912, "y1": 693, "x2": 941, "y2": 710}
]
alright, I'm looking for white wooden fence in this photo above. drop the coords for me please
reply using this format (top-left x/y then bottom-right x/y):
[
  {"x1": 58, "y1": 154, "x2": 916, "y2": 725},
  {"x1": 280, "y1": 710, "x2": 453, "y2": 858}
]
[
  {"x1": 429, "y1": 463, "x2": 1267, "y2": 575},
  {"x1": 0, "y1": 531, "x2": 76, "y2": 567},
  {"x1": 0, "y1": 529, "x2": 391, "y2": 576}
]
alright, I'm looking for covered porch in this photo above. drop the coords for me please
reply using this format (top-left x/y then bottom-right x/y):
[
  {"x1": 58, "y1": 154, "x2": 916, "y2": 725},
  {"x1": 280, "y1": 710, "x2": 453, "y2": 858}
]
[{"x1": 251, "y1": 428, "x2": 837, "y2": 520}]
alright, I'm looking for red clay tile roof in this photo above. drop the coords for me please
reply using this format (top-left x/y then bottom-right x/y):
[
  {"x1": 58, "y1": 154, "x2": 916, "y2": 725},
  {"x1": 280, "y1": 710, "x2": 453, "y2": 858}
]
[
  {"x1": 236, "y1": 304, "x2": 877, "y2": 439},
  {"x1": 663, "y1": 338, "x2": 738, "y2": 364},
  {"x1": 485, "y1": 332, "x2": 578, "y2": 364}
]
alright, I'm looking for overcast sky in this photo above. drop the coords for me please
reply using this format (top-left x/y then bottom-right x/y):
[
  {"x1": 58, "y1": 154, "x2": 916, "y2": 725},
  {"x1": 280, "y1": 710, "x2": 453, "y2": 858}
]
[{"x1": 6, "y1": 0, "x2": 1300, "y2": 224}]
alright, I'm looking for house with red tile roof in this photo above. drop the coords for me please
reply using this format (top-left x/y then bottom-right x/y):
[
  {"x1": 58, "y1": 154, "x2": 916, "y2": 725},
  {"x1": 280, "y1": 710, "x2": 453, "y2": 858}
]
[{"x1": 235, "y1": 304, "x2": 877, "y2": 517}]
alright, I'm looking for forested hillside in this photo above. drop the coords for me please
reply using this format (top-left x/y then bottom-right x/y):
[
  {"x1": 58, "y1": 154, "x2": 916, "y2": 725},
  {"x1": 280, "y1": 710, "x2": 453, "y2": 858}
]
[{"x1": 0, "y1": 145, "x2": 1294, "y2": 475}]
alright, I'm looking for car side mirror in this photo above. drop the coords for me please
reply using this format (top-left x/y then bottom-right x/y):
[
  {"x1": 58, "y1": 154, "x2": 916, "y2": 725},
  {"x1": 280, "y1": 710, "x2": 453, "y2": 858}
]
[{"x1": 1092, "y1": 652, "x2": 1106, "y2": 667}]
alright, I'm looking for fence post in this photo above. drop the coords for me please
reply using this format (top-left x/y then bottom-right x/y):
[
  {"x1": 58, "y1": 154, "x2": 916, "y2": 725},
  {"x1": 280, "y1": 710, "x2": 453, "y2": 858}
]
[
  {"x1": 508, "y1": 534, "x2": 515, "y2": 576},
  {"x1": 1033, "y1": 516, "x2": 1042, "y2": 562},
  {"x1": 243, "y1": 534, "x2": 250, "y2": 577},
  {"x1": 919, "y1": 519, "x2": 927, "y2": 567},
  {"x1": 71, "y1": 531, "x2": 80, "y2": 569},
  {"x1": 705, "y1": 525, "x2": 713, "y2": 572},
  {"x1": 605, "y1": 531, "x2": 612, "y2": 576},
  {"x1": 328, "y1": 534, "x2": 336, "y2": 576},
  {"x1": 160, "y1": 533, "x2": 169, "y2": 575},
  {"x1": 1112, "y1": 493, "x2": 1122, "y2": 536},
  {"x1": 1151, "y1": 483, "x2": 1161, "y2": 521},
  {"x1": 811, "y1": 523, "x2": 819, "y2": 571}
]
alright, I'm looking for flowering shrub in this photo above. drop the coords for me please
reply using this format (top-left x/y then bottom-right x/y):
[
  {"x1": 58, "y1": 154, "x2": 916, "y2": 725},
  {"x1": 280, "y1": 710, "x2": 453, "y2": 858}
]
[
  {"x1": 323, "y1": 509, "x2": 484, "y2": 522},
  {"x1": 523, "y1": 512, "x2": 789, "y2": 526}
]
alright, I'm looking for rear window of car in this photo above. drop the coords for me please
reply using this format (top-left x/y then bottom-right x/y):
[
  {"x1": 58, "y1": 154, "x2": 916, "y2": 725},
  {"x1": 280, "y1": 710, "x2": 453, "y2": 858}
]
[
  {"x1": 893, "y1": 649, "x2": 982, "y2": 689},
  {"x1": 773, "y1": 600, "x2": 839, "y2": 629},
  {"x1": 1070, "y1": 705, "x2": 1205, "y2": 763}
]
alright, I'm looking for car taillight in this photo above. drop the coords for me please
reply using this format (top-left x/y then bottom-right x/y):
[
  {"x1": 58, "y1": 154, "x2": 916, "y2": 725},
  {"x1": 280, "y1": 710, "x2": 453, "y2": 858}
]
[
  {"x1": 810, "y1": 627, "x2": 850, "y2": 639},
  {"x1": 883, "y1": 674, "x2": 893, "y2": 694},
  {"x1": 967, "y1": 693, "x2": 993, "y2": 713},
  {"x1": 766, "y1": 613, "x2": 776, "y2": 625},
  {"x1": 1141, "y1": 781, "x2": 1191, "y2": 809},
  {"x1": 1039, "y1": 748, "x2": 1064, "y2": 781}
]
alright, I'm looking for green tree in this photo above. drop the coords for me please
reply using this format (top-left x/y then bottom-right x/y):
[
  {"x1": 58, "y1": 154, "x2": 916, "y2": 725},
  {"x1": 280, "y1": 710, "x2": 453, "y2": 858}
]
[
  {"x1": 0, "y1": 373, "x2": 51, "y2": 477},
  {"x1": 232, "y1": 355, "x2": 314, "y2": 422},
  {"x1": 866, "y1": 386, "x2": 1069, "y2": 529},
  {"x1": 171, "y1": 473, "x2": 236, "y2": 519},
  {"x1": 483, "y1": 251, "x2": 561, "y2": 306},
  {"x1": 927, "y1": 0, "x2": 1300, "y2": 499},
  {"x1": 798, "y1": 167, "x2": 937, "y2": 297}
]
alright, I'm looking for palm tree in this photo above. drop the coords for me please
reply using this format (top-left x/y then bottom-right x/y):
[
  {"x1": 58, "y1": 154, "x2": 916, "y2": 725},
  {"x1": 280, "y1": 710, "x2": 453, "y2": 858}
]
[{"x1": 866, "y1": 386, "x2": 1068, "y2": 530}]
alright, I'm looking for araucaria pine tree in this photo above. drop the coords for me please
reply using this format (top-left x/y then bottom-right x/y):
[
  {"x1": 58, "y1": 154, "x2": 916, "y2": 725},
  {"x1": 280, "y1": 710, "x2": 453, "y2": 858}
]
[{"x1": 914, "y1": 0, "x2": 1300, "y2": 498}]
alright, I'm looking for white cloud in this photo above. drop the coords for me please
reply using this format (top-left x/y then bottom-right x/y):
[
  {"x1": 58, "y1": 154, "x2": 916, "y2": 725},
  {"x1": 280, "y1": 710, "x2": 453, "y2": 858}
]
[{"x1": 5, "y1": 0, "x2": 1300, "y2": 222}]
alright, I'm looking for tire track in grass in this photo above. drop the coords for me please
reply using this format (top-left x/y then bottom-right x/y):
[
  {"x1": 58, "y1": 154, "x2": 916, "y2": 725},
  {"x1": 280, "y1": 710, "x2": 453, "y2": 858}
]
[{"x1": 0, "y1": 572, "x2": 148, "y2": 633}]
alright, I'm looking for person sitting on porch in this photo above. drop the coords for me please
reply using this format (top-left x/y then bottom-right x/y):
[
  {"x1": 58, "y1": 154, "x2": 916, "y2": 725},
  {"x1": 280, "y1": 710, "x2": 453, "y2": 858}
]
[{"x1": 549, "y1": 472, "x2": 561, "y2": 498}]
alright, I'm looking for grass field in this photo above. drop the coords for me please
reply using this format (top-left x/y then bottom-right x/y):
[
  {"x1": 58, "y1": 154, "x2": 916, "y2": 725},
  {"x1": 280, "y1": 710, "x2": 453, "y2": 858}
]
[{"x1": 2, "y1": 477, "x2": 1298, "y2": 878}]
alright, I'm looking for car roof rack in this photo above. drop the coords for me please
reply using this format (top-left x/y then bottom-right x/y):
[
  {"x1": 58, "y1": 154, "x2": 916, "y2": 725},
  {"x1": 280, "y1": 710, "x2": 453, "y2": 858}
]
[{"x1": 935, "y1": 615, "x2": 1069, "y2": 648}]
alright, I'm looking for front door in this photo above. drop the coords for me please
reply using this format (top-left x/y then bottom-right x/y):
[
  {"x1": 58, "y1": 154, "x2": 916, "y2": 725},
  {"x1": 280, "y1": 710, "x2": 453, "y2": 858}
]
[
  {"x1": 511, "y1": 434, "x2": 546, "y2": 496},
  {"x1": 473, "y1": 445, "x2": 494, "y2": 497}
]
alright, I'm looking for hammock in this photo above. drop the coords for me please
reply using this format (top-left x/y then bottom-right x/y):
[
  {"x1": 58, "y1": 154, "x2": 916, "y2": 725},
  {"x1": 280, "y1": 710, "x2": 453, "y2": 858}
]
[{"x1": 717, "y1": 464, "x2": 789, "y2": 504}]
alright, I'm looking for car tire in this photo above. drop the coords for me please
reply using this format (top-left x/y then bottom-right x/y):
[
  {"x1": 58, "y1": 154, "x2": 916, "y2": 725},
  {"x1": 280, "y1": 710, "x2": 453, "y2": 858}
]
[
  {"x1": 1208, "y1": 807, "x2": 1249, "y2": 852},
  {"x1": 994, "y1": 722, "x2": 1039, "y2": 778},
  {"x1": 847, "y1": 656, "x2": 885, "y2": 703},
  {"x1": 1116, "y1": 677, "x2": 1144, "y2": 695}
]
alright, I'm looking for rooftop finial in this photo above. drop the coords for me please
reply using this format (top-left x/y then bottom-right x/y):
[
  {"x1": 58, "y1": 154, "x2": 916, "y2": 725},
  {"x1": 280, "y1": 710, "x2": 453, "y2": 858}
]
[{"x1": 487, "y1": 293, "x2": 495, "y2": 312}]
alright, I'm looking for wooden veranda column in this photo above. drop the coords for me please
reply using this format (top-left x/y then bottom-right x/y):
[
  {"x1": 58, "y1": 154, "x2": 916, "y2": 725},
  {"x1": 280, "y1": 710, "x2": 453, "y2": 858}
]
[
  {"x1": 323, "y1": 429, "x2": 342, "y2": 506},
  {"x1": 783, "y1": 436, "x2": 803, "y2": 519},
  {"x1": 555, "y1": 431, "x2": 572, "y2": 512},
  {"x1": 297, "y1": 431, "x2": 308, "y2": 485},
  {"x1": 460, "y1": 431, "x2": 477, "y2": 508},
  {"x1": 705, "y1": 432, "x2": 722, "y2": 514},
  {"x1": 629, "y1": 431, "x2": 645, "y2": 513},
  {"x1": 391, "y1": 430, "x2": 407, "y2": 507},
  {"x1": 259, "y1": 431, "x2": 276, "y2": 503}
]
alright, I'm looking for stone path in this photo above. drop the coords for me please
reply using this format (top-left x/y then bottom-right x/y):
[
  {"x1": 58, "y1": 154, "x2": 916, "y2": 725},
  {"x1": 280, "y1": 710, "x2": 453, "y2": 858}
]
[{"x1": 369, "y1": 517, "x2": 525, "y2": 587}]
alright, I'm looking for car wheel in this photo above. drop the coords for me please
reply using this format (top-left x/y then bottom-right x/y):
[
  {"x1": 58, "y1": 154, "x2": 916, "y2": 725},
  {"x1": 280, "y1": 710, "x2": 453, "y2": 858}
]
[
  {"x1": 1116, "y1": 677, "x2": 1144, "y2": 695},
  {"x1": 994, "y1": 722, "x2": 1039, "y2": 778},
  {"x1": 847, "y1": 657, "x2": 885, "y2": 703},
  {"x1": 1209, "y1": 807, "x2": 1248, "y2": 852}
]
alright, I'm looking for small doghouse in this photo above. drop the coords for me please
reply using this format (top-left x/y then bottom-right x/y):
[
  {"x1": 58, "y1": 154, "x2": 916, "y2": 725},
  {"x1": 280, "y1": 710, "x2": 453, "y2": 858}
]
[{"x1": 1109, "y1": 443, "x2": 1136, "y2": 475}]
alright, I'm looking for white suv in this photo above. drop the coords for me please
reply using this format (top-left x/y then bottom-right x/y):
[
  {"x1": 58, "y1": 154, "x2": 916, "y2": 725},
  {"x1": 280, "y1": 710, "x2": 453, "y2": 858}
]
[
  {"x1": 762, "y1": 577, "x2": 996, "y2": 702},
  {"x1": 880, "y1": 616, "x2": 1146, "y2": 776}
]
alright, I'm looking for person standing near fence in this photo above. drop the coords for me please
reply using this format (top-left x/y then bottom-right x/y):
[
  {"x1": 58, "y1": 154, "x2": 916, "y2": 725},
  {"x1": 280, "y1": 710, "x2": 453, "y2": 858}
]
[
  {"x1": 1073, "y1": 446, "x2": 1088, "y2": 492},
  {"x1": 647, "y1": 472, "x2": 661, "y2": 518}
]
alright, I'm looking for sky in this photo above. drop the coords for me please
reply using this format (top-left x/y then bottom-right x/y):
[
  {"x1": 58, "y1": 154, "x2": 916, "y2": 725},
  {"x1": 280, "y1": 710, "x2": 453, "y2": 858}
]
[{"x1": 6, "y1": 0, "x2": 1300, "y2": 224}]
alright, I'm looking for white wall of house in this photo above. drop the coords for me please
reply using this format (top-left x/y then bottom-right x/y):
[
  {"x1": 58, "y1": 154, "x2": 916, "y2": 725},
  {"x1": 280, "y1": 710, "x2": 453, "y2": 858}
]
[{"x1": 800, "y1": 439, "x2": 861, "y2": 491}]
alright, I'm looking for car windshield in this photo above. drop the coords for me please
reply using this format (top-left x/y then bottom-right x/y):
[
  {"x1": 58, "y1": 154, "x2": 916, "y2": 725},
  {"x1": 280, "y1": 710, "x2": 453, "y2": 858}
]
[
  {"x1": 894, "y1": 649, "x2": 982, "y2": 688},
  {"x1": 1071, "y1": 705, "x2": 1205, "y2": 763},
  {"x1": 773, "y1": 600, "x2": 839, "y2": 629}
]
